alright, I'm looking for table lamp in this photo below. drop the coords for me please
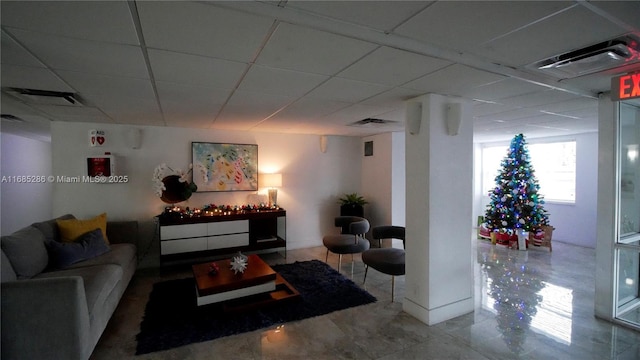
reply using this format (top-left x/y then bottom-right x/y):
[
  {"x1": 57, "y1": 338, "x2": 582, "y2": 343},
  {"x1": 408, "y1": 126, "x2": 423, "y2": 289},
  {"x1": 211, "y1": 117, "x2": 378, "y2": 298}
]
[{"x1": 261, "y1": 173, "x2": 282, "y2": 207}]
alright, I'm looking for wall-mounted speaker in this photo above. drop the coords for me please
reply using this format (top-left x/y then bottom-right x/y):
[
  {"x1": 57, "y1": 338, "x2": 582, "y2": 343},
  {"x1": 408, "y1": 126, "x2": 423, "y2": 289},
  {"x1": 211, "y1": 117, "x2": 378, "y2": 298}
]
[
  {"x1": 125, "y1": 128, "x2": 142, "y2": 149},
  {"x1": 446, "y1": 103, "x2": 462, "y2": 136},
  {"x1": 406, "y1": 101, "x2": 422, "y2": 135},
  {"x1": 320, "y1": 135, "x2": 328, "y2": 153}
]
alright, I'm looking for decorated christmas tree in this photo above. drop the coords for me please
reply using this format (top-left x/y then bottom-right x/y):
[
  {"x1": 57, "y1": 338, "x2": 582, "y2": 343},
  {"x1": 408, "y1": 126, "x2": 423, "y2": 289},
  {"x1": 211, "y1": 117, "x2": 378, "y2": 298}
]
[{"x1": 484, "y1": 134, "x2": 549, "y2": 234}]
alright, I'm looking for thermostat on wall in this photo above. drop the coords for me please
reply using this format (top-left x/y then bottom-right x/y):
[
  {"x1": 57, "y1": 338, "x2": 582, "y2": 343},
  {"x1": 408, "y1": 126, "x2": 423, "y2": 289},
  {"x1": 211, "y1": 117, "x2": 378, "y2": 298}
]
[{"x1": 87, "y1": 153, "x2": 115, "y2": 177}]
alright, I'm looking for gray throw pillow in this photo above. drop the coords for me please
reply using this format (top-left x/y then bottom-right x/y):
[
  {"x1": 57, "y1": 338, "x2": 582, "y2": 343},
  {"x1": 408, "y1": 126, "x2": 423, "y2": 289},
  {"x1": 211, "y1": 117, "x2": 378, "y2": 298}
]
[
  {"x1": 46, "y1": 228, "x2": 111, "y2": 269},
  {"x1": 1, "y1": 249, "x2": 17, "y2": 282},
  {"x1": 0, "y1": 226, "x2": 49, "y2": 279},
  {"x1": 32, "y1": 214, "x2": 75, "y2": 243}
]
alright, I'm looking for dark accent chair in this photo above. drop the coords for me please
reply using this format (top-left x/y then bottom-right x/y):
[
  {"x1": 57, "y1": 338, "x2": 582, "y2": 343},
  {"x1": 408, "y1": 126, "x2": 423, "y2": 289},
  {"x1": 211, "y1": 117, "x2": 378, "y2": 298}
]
[
  {"x1": 322, "y1": 216, "x2": 370, "y2": 272},
  {"x1": 362, "y1": 225, "x2": 406, "y2": 302}
]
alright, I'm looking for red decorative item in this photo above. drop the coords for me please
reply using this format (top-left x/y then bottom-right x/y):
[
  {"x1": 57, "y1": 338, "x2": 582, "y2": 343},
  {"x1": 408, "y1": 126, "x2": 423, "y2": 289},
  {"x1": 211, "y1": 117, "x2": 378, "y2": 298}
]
[{"x1": 208, "y1": 262, "x2": 220, "y2": 276}]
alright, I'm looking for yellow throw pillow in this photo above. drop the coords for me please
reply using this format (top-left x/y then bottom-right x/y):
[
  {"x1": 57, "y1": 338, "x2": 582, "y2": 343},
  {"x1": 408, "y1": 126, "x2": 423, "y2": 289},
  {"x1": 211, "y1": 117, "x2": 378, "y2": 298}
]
[{"x1": 57, "y1": 213, "x2": 109, "y2": 244}]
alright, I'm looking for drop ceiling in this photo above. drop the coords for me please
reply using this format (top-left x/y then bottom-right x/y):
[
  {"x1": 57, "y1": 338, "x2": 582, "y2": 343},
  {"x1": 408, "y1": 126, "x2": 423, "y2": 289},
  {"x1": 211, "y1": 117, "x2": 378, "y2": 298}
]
[{"x1": 1, "y1": 1, "x2": 639, "y2": 143}]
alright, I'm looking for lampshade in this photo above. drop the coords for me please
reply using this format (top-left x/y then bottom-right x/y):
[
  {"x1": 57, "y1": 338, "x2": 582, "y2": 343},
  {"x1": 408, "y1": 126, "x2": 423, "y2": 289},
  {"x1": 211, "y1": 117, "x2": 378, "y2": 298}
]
[{"x1": 261, "y1": 173, "x2": 282, "y2": 188}]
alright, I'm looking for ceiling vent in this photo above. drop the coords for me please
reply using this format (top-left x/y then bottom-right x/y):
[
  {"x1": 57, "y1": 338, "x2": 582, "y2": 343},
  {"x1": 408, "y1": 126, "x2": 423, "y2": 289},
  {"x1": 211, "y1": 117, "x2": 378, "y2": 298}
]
[
  {"x1": 0, "y1": 114, "x2": 25, "y2": 122},
  {"x1": 530, "y1": 34, "x2": 640, "y2": 79},
  {"x1": 350, "y1": 118, "x2": 398, "y2": 127},
  {"x1": 4, "y1": 88, "x2": 85, "y2": 107}
]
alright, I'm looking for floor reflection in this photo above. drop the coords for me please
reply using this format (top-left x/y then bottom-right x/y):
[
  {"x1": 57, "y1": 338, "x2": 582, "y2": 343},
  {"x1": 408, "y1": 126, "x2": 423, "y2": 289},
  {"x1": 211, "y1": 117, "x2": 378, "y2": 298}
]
[{"x1": 478, "y1": 246, "x2": 573, "y2": 354}]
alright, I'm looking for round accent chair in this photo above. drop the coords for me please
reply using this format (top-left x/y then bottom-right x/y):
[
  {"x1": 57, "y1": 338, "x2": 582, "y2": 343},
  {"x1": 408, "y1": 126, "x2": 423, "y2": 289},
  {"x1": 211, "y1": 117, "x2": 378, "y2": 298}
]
[
  {"x1": 362, "y1": 225, "x2": 406, "y2": 302},
  {"x1": 322, "y1": 216, "x2": 370, "y2": 272}
]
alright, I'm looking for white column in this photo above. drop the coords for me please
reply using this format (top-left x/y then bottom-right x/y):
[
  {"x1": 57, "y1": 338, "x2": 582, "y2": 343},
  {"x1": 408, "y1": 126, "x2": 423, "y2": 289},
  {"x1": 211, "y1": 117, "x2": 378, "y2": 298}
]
[
  {"x1": 595, "y1": 93, "x2": 617, "y2": 320},
  {"x1": 403, "y1": 93, "x2": 474, "y2": 325}
]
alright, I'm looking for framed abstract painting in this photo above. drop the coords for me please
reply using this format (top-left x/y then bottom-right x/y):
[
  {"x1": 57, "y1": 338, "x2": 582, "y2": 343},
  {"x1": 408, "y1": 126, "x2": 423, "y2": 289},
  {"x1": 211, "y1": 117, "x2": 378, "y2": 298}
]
[{"x1": 191, "y1": 142, "x2": 258, "y2": 192}]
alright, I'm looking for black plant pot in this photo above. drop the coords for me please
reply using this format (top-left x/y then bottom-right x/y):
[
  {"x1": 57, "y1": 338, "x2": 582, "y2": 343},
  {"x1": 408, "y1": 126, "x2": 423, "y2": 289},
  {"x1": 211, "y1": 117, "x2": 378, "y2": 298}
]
[{"x1": 340, "y1": 204, "x2": 364, "y2": 218}]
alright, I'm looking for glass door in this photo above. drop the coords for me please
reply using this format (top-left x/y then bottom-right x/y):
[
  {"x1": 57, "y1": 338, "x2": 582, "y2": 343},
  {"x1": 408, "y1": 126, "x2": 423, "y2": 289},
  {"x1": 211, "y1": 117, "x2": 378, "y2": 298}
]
[{"x1": 615, "y1": 101, "x2": 640, "y2": 327}]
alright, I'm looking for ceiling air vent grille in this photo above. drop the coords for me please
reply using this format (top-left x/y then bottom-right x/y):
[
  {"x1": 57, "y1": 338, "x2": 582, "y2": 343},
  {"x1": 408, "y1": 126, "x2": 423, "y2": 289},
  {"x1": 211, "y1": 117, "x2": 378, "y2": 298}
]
[
  {"x1": 5, "y1": 88, "x2": 85, "y2": 107},
  {"x1": 530, "y1": 34, "x2": 640, "y2": 79},
  {"x1": 350, "y1": 118, "x2": 398, "y2": 127}
]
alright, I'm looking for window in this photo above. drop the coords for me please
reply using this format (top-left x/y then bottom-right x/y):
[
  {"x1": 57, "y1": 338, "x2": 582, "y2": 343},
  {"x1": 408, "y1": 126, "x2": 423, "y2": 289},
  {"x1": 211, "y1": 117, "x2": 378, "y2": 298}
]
[{"x1": 482, "y1": 140, "x2": 576, "y2": 203}]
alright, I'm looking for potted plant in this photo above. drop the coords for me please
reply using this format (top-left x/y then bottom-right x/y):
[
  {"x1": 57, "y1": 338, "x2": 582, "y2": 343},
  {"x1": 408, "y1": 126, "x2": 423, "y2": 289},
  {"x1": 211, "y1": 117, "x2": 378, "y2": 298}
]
[{"x1": 338, "y1": 193, "x2": 368, "y2": 217}]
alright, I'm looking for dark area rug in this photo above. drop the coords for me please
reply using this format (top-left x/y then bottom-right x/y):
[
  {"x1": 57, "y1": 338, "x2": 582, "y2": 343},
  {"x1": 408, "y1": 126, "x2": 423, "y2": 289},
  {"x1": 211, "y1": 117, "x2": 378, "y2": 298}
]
[{"x1": 135, "y1": 260, "x2": 376, "y2": 355}]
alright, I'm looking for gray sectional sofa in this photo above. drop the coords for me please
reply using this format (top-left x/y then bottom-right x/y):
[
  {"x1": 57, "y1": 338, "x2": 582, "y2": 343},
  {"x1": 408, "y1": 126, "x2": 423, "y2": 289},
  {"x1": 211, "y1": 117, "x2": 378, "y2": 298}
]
[{"x1": 1, "y1": 215, "x2": 137, "y2": 360}]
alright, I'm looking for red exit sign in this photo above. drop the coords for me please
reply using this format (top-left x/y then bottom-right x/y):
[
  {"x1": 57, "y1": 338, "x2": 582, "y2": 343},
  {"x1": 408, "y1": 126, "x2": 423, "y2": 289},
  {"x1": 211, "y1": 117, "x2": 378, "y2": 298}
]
[{"x1": 612, "y1": 71, "x2": 640, "y2": 101}]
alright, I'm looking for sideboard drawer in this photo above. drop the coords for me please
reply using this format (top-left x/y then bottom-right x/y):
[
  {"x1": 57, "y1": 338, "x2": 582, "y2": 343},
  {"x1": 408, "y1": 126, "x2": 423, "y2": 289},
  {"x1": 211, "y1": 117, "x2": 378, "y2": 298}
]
[
  {"x1": 161, "y1": 223, "x2": 207, "y2": 240},
  {"x1": 207, "y1": 233, "x2": 250, "y2": 250},
  {"x1": 207, "y1": 220, "x2": 248, "y2": 235},
  {"x1": 161, "y1": 237, "x2": 208, "y2": 254}
]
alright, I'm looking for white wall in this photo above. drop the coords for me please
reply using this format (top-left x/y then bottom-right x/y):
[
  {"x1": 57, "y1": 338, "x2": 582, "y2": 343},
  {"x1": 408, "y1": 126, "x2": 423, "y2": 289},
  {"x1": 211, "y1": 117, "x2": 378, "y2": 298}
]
[
  {"x1": 361, "y1": 132, "x2": 405, "y2": 231},
  {"x1": 50, "y1": 122, "x2": 361, "y2": 259},
  {"x1": 391, "y1": 131, "x2": 406, "y2": 226},
  {"x1": 1, "y1": 132, "x2": 53, "y2": 235},
  {"x1": 474, "y1": 132, "x2": 599, "y2": 248}
]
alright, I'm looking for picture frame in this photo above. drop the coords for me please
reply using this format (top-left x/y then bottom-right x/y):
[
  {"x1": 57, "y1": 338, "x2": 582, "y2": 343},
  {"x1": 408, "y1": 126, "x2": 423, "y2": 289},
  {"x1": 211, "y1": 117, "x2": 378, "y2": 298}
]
[{"x1": 191, "y1": 142, "x2": 258, "y2": 192}]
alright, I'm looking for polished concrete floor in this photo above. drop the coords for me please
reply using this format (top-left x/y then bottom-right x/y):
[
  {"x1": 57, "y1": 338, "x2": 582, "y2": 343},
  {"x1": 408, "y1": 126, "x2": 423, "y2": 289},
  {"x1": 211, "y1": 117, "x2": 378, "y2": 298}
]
[{"x1": 92, "y1": 240, "x2": 640, "y2": 359}]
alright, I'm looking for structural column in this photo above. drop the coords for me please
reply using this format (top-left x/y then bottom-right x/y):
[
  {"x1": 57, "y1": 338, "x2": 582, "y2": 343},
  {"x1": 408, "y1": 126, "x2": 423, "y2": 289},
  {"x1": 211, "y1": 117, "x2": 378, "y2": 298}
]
[{"x1": 403, "y1": 93, "x2": 474, "y2": 325}]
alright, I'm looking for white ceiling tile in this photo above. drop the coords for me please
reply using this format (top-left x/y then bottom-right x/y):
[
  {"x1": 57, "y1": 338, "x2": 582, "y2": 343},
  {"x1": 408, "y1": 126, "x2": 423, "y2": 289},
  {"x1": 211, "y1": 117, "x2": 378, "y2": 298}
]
[
  {"x1": 156, "y1": 82, "x2": 230, "y2": 108},
  {"x1": 269, "y1": 98, "x2": 352, "y2": 122},
  {"x1": 9, "y1": 29, "x2": 148, "y2": 78},
  {"x1": 395, "y1": 1, "x2": 573, "y2": 52},
  {"x1": 361, "y1": 87, "x2": 425, "y2": 108},
  {"x1": 285, "y1": 1, "x2": 430, "y2": 32},
  {"x1": 461, "y1": 78, "x2": 549, "y2": 102},
  {"x1": 148, "y1": 50, "x2": 247, "y2": 89},
  {"x1": 475, "y1": 107, "x2": 543, "y2": 122},
  {"x1": 255, "y1": 23, "x2": 378, "y2": 75},
  {"x1": 238, "y1": 65, "x2": 329, "y2": 97},
  {"x1": 338, "y1": 46, "x2": 451, "y2": 86},
  {"x1": 1, "y1": 64, "x2": 75, "y2": 92},
  {"x1": 479, "y1": 5, "x2": 628, "y2": 67},
  {"x1": 563, "y1": 71, "x2": 621, "y2": 94},
  {"x1": 499, "y1": 89, "x2": 584, "y2": 108},
  {"x1": 94, "y1": 96, "x2": 163, "y2": 125},
  {"x1": 165, "y1": 118, "x2": 216, "y2": 129},
  {"x1": 1, "y1": 31, "x2": 45, "y2": 67},
  {"x1": 58, "y1": 71, "x2": 156, "y2": 101},
  {"x1": 306, "y1": 77, "x2": 391, "y2": 103},
  {"x1": 0, "y1": 1, "x2": 138, "y2": 44},
  {"x1": 404, "y1": 64, "x2": 505, "y2": 96},
  {"x1": 137, "y1": 2, "x2": 275, "y2": 62},
  {"x1": 216, "y1": 90, "x2": 294, "y2": 126},
  {"x1": 587, "y1": 1, "x2": 640, "y2": 29},
  {"x1": 156, "y1": 82, "x2": 227, "y2": 123},
  {"x1": 536, "y1": 98, "x2": 598, "y2": 113},
  {"x1": 472, "y1": 101, "x2": 520, "y2": 118}
]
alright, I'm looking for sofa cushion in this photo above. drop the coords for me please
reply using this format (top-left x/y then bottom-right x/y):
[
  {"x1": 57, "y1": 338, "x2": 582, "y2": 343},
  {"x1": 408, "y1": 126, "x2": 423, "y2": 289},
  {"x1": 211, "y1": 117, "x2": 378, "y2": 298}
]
[
  {"x1": 65, "y1": 243, "x2": 136, "y2": 271},
  {"x1": 31, "y1": 214, "x2": 75, "y2": 243},
  {"x1": 0, "y1": 226, "x2": 48, "y2": 279},
  {"x1": 46, "y1": 229, "x2": 111, "y2": 269},
  {"x1": 34, "y1": 264, "x2": 123, "y2": 321},
  {"x1": 57, "y1": 213, "x2": 109, "y2": 244},
  {"x1": 1, "y1": 249, "x2": 17, "y2": 282}
]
